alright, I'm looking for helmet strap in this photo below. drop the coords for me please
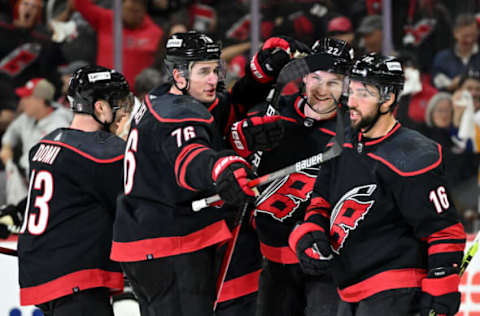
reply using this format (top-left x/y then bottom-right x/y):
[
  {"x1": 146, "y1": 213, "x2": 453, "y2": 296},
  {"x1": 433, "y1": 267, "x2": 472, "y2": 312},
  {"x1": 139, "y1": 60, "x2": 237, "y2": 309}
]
[
  {"x1": 174, "y1": 79, "x2": 190, "y2": 95},
  {"x1": 92, "y1": 101, "x2": 116, "y2": 131},
  {"x1": 303, "y1": 96, "x2": 337, "y2": 115}
]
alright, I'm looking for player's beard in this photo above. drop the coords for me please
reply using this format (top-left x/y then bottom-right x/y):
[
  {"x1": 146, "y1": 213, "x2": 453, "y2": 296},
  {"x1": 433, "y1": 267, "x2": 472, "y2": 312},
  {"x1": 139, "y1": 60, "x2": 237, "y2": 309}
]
[{"x1": 351, "y1": 109, "x2": 378, "y2": 132}]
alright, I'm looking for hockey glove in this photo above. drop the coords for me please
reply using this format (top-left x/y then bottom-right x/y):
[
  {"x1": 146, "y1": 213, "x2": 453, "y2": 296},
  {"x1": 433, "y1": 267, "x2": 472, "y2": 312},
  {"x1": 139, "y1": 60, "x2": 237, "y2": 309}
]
[
  {"x1": 229, "y1": 115, "x2": 289, "y2": 157},
  {"x1": 211, "y1": 154, "x2": 257, "y2": 206},
  {"x1": 419, "y1": 266, "x2": 461, "y2": 316},
  {"x1": 289, "y1": 222, "x2": 333, "y2": 275},
  {"x1": 250, "y1": 36, "x2": 311, "y2": 83},
  {"x1": 0, "y1": 204, "x2": 23, "y2": 239}
]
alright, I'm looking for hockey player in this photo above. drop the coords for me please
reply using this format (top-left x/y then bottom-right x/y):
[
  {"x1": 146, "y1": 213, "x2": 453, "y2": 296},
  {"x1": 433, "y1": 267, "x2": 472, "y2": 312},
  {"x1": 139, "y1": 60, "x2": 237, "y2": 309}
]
[
  {"x1": 17, "y1": 65, "x2": 132, "y2": 315},
  {"x1": 110, "y1": 31, "x2": 308, "y2": 316},
  {"x1": 289, "y1": 53, "x2": 466, "y2": 316},
  {"x1": 229, "y1": 38, "x2": 353, "y2": 316}
]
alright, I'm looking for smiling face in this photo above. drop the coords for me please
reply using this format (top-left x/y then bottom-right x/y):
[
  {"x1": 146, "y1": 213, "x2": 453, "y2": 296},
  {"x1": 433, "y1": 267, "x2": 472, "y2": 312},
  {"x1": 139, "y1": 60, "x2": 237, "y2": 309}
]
[
  {"x1": 187, "y1": 60, "x2": 220, "y2": 103},
  {"x1": 303, "y1": 70, "x2": 343, "y2": 118}
]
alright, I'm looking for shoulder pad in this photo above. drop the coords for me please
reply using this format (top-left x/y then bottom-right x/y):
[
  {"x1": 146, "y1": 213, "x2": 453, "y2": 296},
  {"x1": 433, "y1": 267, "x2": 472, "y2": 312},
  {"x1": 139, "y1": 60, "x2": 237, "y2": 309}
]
[
  {"x1": 42, "y1": 129, "x2": 125, "y2": 162},
  {"x1": 146, "y1": 92, "x2": 213, "y2": 125},
  {"x1": 369, "y1": 127, "x2": 442, "y2": 176}
]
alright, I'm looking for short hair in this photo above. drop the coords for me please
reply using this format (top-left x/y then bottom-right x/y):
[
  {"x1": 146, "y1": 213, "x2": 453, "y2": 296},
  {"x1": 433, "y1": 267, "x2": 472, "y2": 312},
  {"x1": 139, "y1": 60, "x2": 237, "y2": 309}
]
[
  {"x1": 454, "y1": 13, "x2": 477, "y2": 30},
  {"x1": 122, "y1": 0, "x2": 147, "y2": 7},
  {"x1": 134, "y1": 68, "x2": 165, "y2": 97}
]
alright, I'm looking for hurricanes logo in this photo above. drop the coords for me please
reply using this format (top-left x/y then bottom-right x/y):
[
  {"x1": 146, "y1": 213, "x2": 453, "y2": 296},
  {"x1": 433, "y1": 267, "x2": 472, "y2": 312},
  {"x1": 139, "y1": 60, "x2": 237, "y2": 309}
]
[
  {"x1": 330, "y1": 184, "x2": 376, "y2": 254},
  {"x1": 255, "y1": 168, "x2": 317, "y2": 221}
]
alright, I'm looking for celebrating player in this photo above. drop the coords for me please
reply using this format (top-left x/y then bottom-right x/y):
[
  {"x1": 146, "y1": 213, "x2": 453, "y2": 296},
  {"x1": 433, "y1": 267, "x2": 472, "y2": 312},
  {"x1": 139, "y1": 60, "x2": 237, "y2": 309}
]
[
  {"x1": 229, "y1": 37, "x2": 353, "y2": 316},
  {"x1": 289, "y1": 53, "x2": 466, "y2": 316},
  {"x1": 110, "y1": 31, "x2": 308, "y2": 316},
  {"x1": 17, "y1": 65, "x2": 132, "y2": 315}
]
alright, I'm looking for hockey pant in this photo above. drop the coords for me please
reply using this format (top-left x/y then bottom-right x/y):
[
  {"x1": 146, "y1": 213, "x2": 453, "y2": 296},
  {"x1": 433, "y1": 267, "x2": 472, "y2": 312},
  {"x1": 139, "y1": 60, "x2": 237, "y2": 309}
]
[
  {"x1": 120, "y1": 247, "x2": 217, "y2": 316},
  {"x1": 36, "y1": 287, "x2": 113, "y2": 316},
  {"x1": 216, "y1": 292, "x2": 258, "y2": 316},
  {"x1": 257, "y1": 259, "x2": 340, "y2": 316},
  {"x1": 337, "y1": 288, "x2": 422, "y2": 316}
]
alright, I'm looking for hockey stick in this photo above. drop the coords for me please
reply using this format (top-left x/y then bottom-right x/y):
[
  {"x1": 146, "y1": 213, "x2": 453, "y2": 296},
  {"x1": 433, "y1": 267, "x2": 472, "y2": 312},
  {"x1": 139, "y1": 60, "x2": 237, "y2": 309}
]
[
  {"x1": 429, "y1": 231, "x2": 480, "y2": 316},
  {"x1": 0, "y1": 245, "x2": 18, "y2": 257},
  {"x1": 193, "y1": 134, "x2": 343, "y2": 211},
  {"x1": 212, "y1": 55, "x2": 348, "y2": 308},
  {"x1": 213, "y1": 202, "x2": 250, "y2": 310},
  {"x1": 250, "y1": 52, "x2": 313, "y2": 170},
  {"x1": 193, "y1": 61, "x2": 347, "y2": 211}
]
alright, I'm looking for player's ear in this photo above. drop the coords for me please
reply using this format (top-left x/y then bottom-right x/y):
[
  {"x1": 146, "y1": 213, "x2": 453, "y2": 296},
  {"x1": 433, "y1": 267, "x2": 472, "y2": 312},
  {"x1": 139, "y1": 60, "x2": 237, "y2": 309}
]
[
  {"x1": 93, "y1": 100, "x2": 108, "y2": 117},
  {"x1": 380, "y1": 92, "x2": 395, "y2": 112},
  {"x1": 173, "y1": 69, "x2": 187, "y2": 89}
]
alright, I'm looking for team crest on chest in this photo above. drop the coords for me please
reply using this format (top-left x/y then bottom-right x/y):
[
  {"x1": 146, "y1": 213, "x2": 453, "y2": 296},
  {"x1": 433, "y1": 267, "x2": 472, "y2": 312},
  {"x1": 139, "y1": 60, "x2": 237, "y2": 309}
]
[
  {"x1": 330, "y1": 184, "x2": 376, "y2": 254},
  {"x1": 255, "y1": 168, "x2": 318, "y2": 222}
]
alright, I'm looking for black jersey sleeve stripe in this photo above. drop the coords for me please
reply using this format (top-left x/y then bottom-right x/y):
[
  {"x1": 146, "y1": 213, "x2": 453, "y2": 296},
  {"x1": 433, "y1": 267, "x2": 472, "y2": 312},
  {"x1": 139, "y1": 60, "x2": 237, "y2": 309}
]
[
  {"x1": 174, "y1": 143, "x2": 208, "y2": 180},
  {"x1": 40, "y1": 140, "x2": 124, "y2": 163},
  {"x1": 366, "y1": 145, "x2": 442, "y2": 177},
  {"x1": 423, "y1": 223, "x2": 466, "y2": 243},
  {"x1": 175, "y1": 145, "x2": 210, "y2": 191},
  {"x1": 423, "y1": 223, "x2": 466, "y2": 256}
]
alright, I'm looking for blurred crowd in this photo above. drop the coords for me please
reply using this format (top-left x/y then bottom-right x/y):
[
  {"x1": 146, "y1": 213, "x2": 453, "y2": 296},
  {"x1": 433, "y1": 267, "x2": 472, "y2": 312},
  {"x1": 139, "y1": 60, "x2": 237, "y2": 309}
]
[{"x1": 1, "y1": 0, "x2": 480, "y2": 232}]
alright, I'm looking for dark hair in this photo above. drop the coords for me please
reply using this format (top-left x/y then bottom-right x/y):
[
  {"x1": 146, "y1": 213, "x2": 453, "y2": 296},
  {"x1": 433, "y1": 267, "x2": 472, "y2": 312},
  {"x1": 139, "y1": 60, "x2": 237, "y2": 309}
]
[
  {"x1": 134, "y1": 68, "x2": 165, "y2": 97},
  {"x1": 122, "y1": 0, "x2": 148, "y2": 7},
  {"x1": 454, "y1": 13, "x2": 477, "y2": 30}
]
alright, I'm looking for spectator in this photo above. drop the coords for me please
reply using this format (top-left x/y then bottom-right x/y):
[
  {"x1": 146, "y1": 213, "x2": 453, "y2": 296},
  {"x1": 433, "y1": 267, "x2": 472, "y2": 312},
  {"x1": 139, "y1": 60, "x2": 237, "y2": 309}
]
[
  {"x1": 396, "y1": 49, "x2": 438, "y2": 129},
  {"x1": 0, "y1": 80, "x2": 17, "y2": 135},
  {"x1": 326, "y1": 16, "x2": 354, "y2": 45},
  {"x1": 431, "y1": 13, "x2": 480, "y2": 92},
  {"x1": 73, "y1": 0, "x2": 164, "y2": 89},
  {"x1": 424, "y1": 92, "x2": 479, "y2": 231},
  {"x1": 0, "y1": 78, "x2": 72, "y2": 203},
  {"x1": 452, "y1": 68, "x2": 480, "y2": 133},
  {"x1": 398, "y1": 0, "x2": 452, "y2": 73},
  {"x1": 357, "y1": 14, "x2": 383, "y2": 54},
  {"x1": 57, "y1": 60, "x2": 88, "y2": 108},
  {"x1": 0, "y1": 0, "x2": 65, "y2": 91}
]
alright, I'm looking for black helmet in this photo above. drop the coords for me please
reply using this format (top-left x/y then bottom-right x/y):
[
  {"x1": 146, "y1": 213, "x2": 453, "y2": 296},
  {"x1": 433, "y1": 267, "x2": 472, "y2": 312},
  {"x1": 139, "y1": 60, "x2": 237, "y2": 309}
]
[
  {"x1": 349, "y1": 53, "x2": 404, "y2": 102},
  {"x1": 310, "y1": 37, "x2": 354, "y2": 75},
  {"x1": 67, "y1": 65, "x2": 131, "y2": 115},
  {"x1": 165, "y1": 31, "x2": 221, "y2": 72}
]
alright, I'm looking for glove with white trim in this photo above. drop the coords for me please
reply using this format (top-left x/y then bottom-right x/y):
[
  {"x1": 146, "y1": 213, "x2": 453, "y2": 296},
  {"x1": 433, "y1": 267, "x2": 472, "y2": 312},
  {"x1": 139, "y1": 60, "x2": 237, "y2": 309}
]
[
  {"x1": 289, "y1": 222, "x2": 333, "y2": 275},
  {"x1": 211, "y1": 153, "x2": 256, "y2": 206}
]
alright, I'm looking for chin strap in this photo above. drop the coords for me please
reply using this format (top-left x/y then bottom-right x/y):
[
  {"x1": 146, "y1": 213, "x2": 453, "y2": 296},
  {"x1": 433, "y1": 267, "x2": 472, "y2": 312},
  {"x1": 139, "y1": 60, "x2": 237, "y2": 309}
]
[
  {"x1": 92, "y1": 108, "x2": 117, "y2": 131},
  {"x1": 303, "y1": 95, "x2": 337, "y2": 116},
  {"x1": 174, "y1": 79, "x2": 190, "y2": 95}
]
